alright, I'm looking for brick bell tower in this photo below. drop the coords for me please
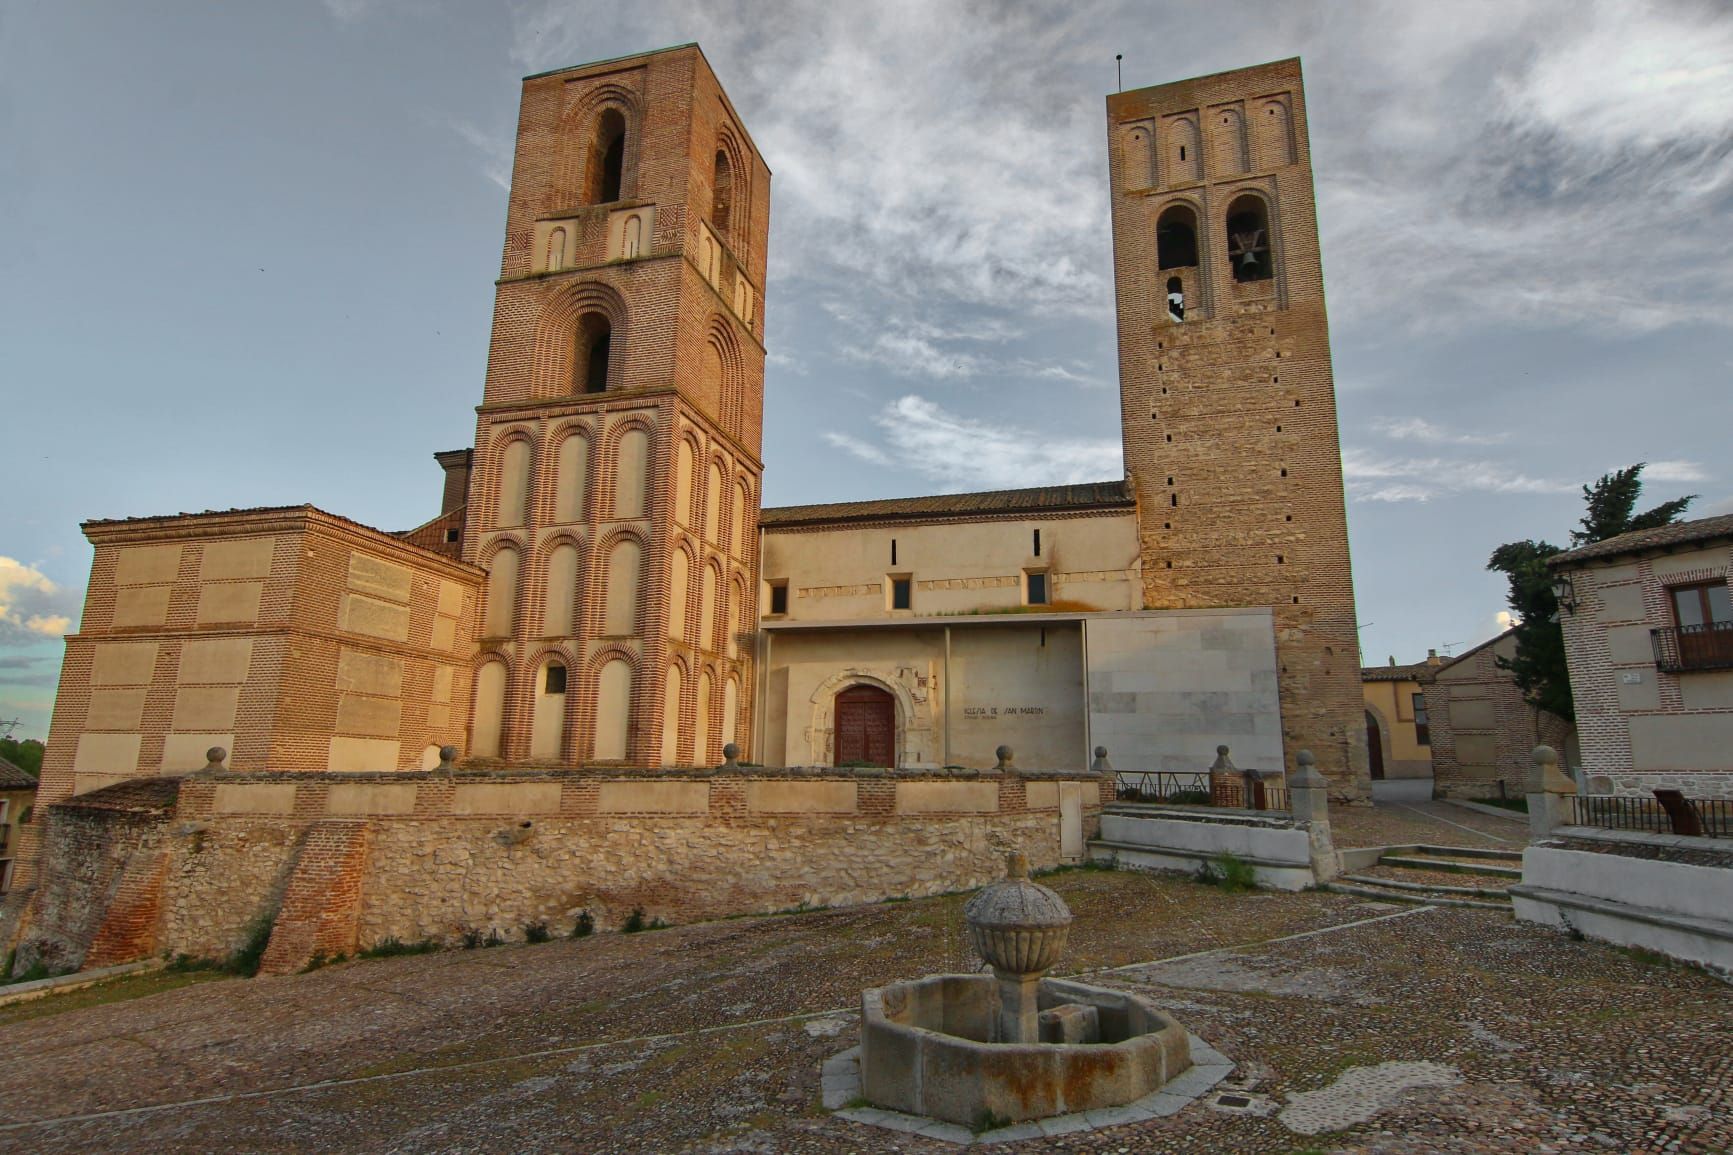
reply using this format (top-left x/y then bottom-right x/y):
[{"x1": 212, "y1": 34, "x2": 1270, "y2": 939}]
[
  {"x1": 463, "y1": 45, "x2": 770, "y2": 767},
  {"x1": 1107, "y1": 59, "x2": 1369, "y2": 797}
]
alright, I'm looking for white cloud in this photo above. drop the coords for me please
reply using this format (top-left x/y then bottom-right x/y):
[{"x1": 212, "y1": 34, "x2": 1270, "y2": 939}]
[
  {"x1": 449, "y1": 120, "x2": 512, "y2": 191},
  {"x1": 1342, "y1": 449, "x2": 1577, "y2": 503},
  {"x1": 824, "y1": 395, "x2": 1122, "y2": 491},
  {"x1": 0, "y1": 557, "x2": 76, "y2": 641},
  {"x1": 1372, "y1": 417, "x2": 1509, "y2": 447},
  {"x1": 1641, "y1": 459, "x2": 1709, "y2": 483}
]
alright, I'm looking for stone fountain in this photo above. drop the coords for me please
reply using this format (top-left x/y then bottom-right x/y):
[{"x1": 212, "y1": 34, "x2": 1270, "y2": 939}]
[{"x1": 855, "y1": 851, "x2": 1207, "y2": 1130}]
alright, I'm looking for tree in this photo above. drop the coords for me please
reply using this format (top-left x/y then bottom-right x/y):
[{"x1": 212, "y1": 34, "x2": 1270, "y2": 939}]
[
  {"x1": 0, "y1": 737, "x2": 43, "y2": 777},
  {"x1": 1487, "y1": 463, "x2": 1696, "y2": 723}
]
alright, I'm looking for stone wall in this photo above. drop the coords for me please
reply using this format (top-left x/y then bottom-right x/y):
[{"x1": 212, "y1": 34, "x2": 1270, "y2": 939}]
[{"x1": 11, "y1": 767, "x2": 1108, "y2": 976}]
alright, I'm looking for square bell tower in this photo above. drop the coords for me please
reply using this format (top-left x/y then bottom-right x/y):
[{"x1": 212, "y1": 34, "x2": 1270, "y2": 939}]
[
  {"x1": 1107, "y1": 59, "x2": 1368, "y2": 797},
  {"x1": 464, "y1": 44, "x2": 770, "y2": 768}
]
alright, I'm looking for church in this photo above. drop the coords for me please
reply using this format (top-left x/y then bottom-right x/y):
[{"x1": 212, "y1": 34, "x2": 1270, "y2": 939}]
[{"x1": 9, "y1": 46, "x2": 1367, "y2": 969}]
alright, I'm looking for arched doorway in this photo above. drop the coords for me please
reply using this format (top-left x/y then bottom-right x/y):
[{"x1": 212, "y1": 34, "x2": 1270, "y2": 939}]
[
  {"x1": 834, "y1": 684, "x2": 896, "y2": 766},
  {"x1": 1365, "y1": 711, "x2": 1386, "y2": 780}
]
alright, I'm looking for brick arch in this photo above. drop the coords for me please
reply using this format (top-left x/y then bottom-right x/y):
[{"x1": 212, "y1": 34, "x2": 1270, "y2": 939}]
[
  {"x1": 703, "y1": 314, "x2": 748, "y2": 441},
  {"x1": 589, "y1": 524, "x2": 649, "y2": 640},
  {"x1": 673, "y1": 427, "x2": 706, "y2": 528},
  {"x1": 726, "y1": 571, "x2": 749, "y2": 656},
  {"x1": 473, "y1": 530, "x2": 528, "y2": 568},
  {"x1": 1222, "y1": 187, "x2": 1283, "y2": 300},
  {"x1": 533, "y1": 529, "x2": 587, "y2": 639},
  {"x1": 693, "y1": 553, "x2": 724, "y2": 652},
  {"x1": 467, "y1": 652, "x2": 514, "y2": 761},
  {"x1": 486, "y1": 424, "x2": 541, "y2": 530},
  {"x1": 711, "y1": 124, "x2": 749, "y2": 245},
  {"x1": 668, "y1": 534, "x2": 699, "y2": 644},
  {"x1": 530, "y1": 281, "x2": 630, "y2": 398},
  {"x1": 554, "y1": 84, "x2": 644, "y2": 207},
  {"x1": 545, "y1": 422, "x2": 597, "y2": 526},
  {"x1": 805, "y1": 671, "x2": 917, "y2": 767},
  {"x1": 580, "y1": 642, "x2": 642, "y2": 764},
  {"x1": 598, "y1": 413, "x2": 658, "y2": 522}
]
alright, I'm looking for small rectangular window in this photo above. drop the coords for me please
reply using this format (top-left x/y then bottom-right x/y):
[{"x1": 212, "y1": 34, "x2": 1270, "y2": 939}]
[
  {"x1": 769, "y1": 582, "x2": 788, "y2": 615},
  {"x1": 1026, "y1": 572, "x2": 1048, "y2": 606},
  {"x1": 891, "y1": 577, "x2": 912, "y2": 611},
  {"x1": 891, "y1": 538, "x2": 897, "y2": 566},
  {"x1": 1033, "y1": 528, "x2": 1041, "y2": 557},
  {"x1": 444, "y1": 528, "x2": 461, "y2": 543},
  {"x1": 545, "y1": 666, "x2": 567, "y2": 694},
  {"x1": 1412, "y1": 692, "x2": 1429, "y2": 746}
]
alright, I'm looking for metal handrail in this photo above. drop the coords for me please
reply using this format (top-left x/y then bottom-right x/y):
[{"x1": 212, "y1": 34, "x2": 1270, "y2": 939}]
[{"x1": 1652, "y1": 622, "x2": 1733, "y2": 673}]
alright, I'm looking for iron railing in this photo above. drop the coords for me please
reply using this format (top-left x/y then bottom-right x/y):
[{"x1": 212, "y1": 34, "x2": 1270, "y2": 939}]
[
  {"x1": 1568, "y1": 793, "x2": 1733, "y2": 838},
  {"x1": 1652, "y1": 622, "x2": 1733, "y2": 674},
  {"x1": 1115, "y1": 770, "x2": 1288, "y2": 812}
]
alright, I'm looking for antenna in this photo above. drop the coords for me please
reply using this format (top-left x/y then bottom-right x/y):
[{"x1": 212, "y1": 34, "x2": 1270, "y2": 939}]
[
  {"x1": 0, "y1": 719, "x2": 19, "y2": 739},
  {"x1": 1116, "y1": 54, "x2": 1123, "y2": 93}
]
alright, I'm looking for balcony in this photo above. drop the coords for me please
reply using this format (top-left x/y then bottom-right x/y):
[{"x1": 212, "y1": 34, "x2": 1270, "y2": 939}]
[{"x1": 1651, "y1": 622, "x2": 1733, "y2": 673}]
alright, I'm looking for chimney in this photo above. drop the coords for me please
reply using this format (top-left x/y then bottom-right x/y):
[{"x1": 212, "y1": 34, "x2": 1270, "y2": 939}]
[
  {"x1": 1426, "y1": 648, "x2": 1441, "y2": 666},
  {"x1": 434, "y1": 449, "x2": 473, "y2": 516}
]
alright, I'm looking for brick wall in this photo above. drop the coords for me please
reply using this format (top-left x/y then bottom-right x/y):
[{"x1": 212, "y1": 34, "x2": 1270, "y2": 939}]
[
  {"x1": 462, "y1": 46, "x2": 769, "y2": 768},
  {"x1": 1106, "y1": 59, "x2": 1368, "y2": 798},
  {"x1": 13, "y1": 767, "x2": 1107, "y2": 973},
  {"x1": 1422, "y1": 632, "x2": 1575, "y2": 799}
]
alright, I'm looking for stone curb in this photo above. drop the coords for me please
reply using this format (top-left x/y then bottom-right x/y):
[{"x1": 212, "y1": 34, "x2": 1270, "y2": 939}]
[
  {"x1": 0, "y1": 960, "x2": 164, "y2": 1008},
  {"x1": 1442, "y1": 798, "x2": 1528, "y2": 824}
]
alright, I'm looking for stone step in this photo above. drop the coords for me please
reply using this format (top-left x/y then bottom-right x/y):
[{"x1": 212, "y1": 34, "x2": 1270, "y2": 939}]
[
  {"x1": 1409, "y1": 843, "x2": 1524, "y2": 864},
  {"x1": 1381, "y1": 855, "x2": 1521, "y2": 879},
  {"x1": 1323, "y1": 881, "x2": 1513, "y2": 912},
  {"x1": 1341, "y1": 873, "x2": 1511, "y2": 900}
]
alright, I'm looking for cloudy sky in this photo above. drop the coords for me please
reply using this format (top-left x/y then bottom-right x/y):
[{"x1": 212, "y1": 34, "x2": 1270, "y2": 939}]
[{"x1": 2, "y1": 0, "x2": 1729, "y2": 738}]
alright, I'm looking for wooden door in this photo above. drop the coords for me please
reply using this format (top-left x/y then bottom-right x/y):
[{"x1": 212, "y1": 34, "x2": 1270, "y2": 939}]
[
  {"x1": 834, "y1": 685, "x2": 895, "y2": 766},
  {"x1": 1366, "y1": 711, "x2": 1385, "y2": 780}
]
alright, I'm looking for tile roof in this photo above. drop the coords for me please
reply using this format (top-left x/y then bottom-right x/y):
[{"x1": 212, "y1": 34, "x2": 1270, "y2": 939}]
[
  {"x1": 0, "y1": 754, "x2": 36, "y2": 791},
  {"x1": 1549, "y1": 513, "x2": 1733, "y2": 567},
  {"x1": 760, "y1": 481, "x2": 1134, "y2": 529},
  {"x1": 1360, "y1": 662, "x2": 1435, "y2": 683}
]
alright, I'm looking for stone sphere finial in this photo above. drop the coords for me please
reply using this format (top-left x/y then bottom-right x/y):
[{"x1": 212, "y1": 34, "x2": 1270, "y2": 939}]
[
  {"x1": 995, "y1": 745, "x2": 1014, "y2": 770},
  {"x1": 722, "y1": 742, "x2": 740, "y2": 769},
  {"x1": 1529, "y1": 744, "x2": 1571, "y2": 794},
  {"x1": 1090, "y1": 746, "x2": 1113, "y2": 774},
  {"x1": 438, "y1": 745, "x2": 460, "y2": 770},
  {"x1": 1291, "y1": 748, "x2": 1327, "y2": 789},
  {"x1": 1094, "y1": 746, "x2": 1108, "y2": 759},
  {"x1": 963, "y1": 849, "x2": 1072, "y2": 979},
  {"x1": 1209, "y1": 745, "x2": 1236, "y2": 773},
  {"x1": 203, "y1": 747, "x2": 227, "y2": 771}
]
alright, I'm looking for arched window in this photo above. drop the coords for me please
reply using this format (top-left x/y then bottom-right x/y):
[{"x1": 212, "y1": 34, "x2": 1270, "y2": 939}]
[
  {"x1": 471, "y1": 660, "x2": 508, "y2": 758},
  {"x1": 590, "y1": 109, "x2": 626, "y2": 204},
  {"x1": 544, "y1": 543, "x2": 579, "y2": 636},
  {"x1": 530, "y1": 660, "x2": 567, "y2": 760},
  {"x1": 1226, "y1": 195, "x2": 1273, "y2": 283},
  {"x1": 554, "y1": 434, "x2": 588, "y2": 523},
  {"x1": 712, "y1": 148, "x2": 733, "y2": 234},
  {"x1": 614, "y1": 428, "x2": 648, "y2": 520},
  {"x1": 604, "y1": 538, "x2": 641, "y2": 636},
  {"x1": 1157, "y1": 204, "x2": 1198, "y2": 269},
  {"x1": 669, "y1": 548, "x2": 690, "y2": 641},
  {"x1": 484, "y1": 545, "x2": 519, "y2": 638},
  {"x1": 496, "y1": 439, "x2": 532, "y2": 528},
  {"x1": 546, "y1": 227, "x2": 566, "y2": 272},
  {"x1": 662, "y1": 664, "x2": 683, "y2": 765},
  {"x1": 575, "y1": 312, "x2": 611, "y2": 394},
  {"x1": 594, "y1": 658, "x2": 632, "y2": 760}
]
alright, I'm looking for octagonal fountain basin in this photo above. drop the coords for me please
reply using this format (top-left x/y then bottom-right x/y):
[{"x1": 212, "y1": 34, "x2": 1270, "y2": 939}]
[{"x1": 860, "y1": 973, "x2": 1192, "y2": 1127}]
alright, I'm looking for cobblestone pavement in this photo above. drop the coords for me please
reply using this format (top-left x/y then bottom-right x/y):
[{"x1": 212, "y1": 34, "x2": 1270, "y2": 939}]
[
  {"x1": 1327, "y1": 799, "x2": 1526, "y2": 849},
  {"x1": 2, "y1": 868, "x2": 1727, "y2": 1154}
]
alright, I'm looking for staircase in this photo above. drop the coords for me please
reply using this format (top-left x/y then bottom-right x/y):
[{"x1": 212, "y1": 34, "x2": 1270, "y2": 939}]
[{"x1": 1326, "y1": 844, "x2": 1520, "y2": 911}]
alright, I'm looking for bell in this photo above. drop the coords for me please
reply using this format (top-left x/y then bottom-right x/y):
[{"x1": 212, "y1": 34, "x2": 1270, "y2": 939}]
[{"x1": 1239, "y1": 250, "x2": 1259, "y2": 270}]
